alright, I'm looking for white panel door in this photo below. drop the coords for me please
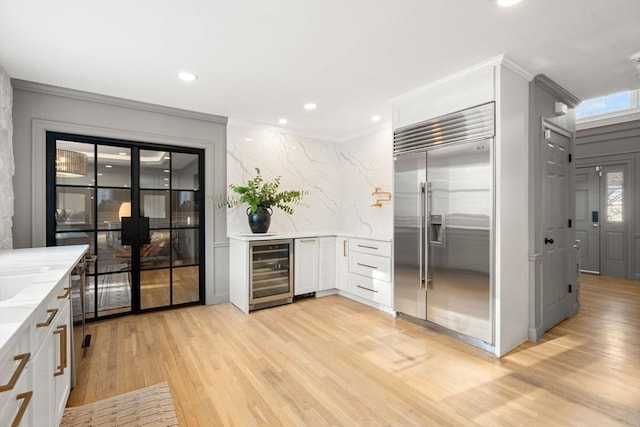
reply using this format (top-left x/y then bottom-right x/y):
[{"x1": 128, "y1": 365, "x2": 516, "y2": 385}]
[
  {"x1": 294, "y1": 238, "x2": 319, "y2": 295},
  {"x1": 318, "y1": 237, "x2": 336, "y2": 291},
  {"x1": 542, "y1": 128, "x2": 572, "y2": 332}
]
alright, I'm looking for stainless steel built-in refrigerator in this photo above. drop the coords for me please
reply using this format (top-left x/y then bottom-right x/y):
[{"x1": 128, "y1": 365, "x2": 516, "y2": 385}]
[{"x1": 393, "y1": 103, "x2": 494, "y2": 345}]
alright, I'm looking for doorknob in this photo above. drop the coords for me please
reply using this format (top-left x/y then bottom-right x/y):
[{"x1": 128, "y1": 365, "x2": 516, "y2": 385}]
[{"x1": 544, "y1": 237, "x2": 554, "y2": 245}]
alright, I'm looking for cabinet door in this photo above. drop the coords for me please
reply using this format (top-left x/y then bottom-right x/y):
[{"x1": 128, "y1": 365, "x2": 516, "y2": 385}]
[
  {"x1": 53, "y1": 299, "x2": 72, "y2": 426},
  {"x1": 294, "y1": 238, "x2": 319, "y2": 295},
  {"x1": 31, "y1": 333, "x2": 54, "y2": 427},
  {"x1": 318, "y1": 237, "x2": 336, "y2": 291},
  {"x1": 335, "y1": 237, "x2": 349, "y2": 291}
]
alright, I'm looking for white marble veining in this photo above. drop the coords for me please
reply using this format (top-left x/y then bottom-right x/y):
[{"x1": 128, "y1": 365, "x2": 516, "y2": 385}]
[
  {"x1": 226, "y1": 123, "x2": 393, "y2": 240},
  {"x1": 0, "y1": 245, "x2": 88, "y2": 349}
]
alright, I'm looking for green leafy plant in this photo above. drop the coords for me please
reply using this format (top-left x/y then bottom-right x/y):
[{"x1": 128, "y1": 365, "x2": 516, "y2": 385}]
[{"x1": 222, "y1": 168, "x2": 307, "y2": 214}]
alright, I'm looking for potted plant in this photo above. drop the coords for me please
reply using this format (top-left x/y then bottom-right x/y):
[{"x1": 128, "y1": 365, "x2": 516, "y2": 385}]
[{"x1": 222, "y1": 168, "x2": 307, "y2": 233}]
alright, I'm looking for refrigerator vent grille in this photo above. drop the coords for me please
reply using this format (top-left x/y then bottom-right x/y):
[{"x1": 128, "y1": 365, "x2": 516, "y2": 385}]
[{"x1": 394, "y1": 102, "x2": 495, "y2": 154}]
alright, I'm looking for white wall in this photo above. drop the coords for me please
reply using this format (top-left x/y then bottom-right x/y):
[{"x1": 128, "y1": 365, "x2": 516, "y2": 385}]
[
  {"x1": 0, "y1": 65, "x2": 13, "y2": 249},
  {"x1": 226, "y1": 123, "x2": 393, "y2": 240}
]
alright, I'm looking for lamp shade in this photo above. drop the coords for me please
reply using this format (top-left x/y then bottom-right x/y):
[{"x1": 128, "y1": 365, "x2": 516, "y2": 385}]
[
  {"x1": 118, "y1": 202, "x2": 131, "y2": 220},
  {"x1": 56, "y1": 149, "x2": 88, "y2": 177}
]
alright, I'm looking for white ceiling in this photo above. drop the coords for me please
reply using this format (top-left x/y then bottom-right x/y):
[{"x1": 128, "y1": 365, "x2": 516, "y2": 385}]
[{"x1": 1, "y1": 0, "x2": 639, "y2": 140}]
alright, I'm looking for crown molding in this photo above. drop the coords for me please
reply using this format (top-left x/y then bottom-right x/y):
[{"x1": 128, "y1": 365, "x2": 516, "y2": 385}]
[
  {"x1": 532, "y1": 74, "x2": 581, "y2": 107},
  {"x1": 11, "y1": 79, "x2": 228, "y2": 125}
]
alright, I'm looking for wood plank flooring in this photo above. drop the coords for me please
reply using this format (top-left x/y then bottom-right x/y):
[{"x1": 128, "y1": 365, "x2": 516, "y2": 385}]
[{"x1": 68, "y1": 274, "x2": 640, "y2": 426}]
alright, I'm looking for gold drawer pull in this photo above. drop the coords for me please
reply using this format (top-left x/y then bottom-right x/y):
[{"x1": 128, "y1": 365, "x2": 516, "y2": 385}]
[
  {"x1": 0, "y1": 353, "x2": 30, "y2": 392},
  {"x1": 357, "y1": 285, "x2": 379, "y2": 293},
  {"x1": 357, "y1": 244, "x2": 379, "y2": 250},
  {"x1": 299, "y1": 239, "x2": 316, "y2": 243},
  {"x1": 36, "y1": 308, "x2": 58, "y2": 328},
  {"x1": 57, "y1": 287, "x2": 71, "y2": 299},
  {"x1": 343, "y1": 240, "x2": 347, "y2": 257},
  {"x1": 357, "y1": 262, "x2": 378, "y2": 269},
  {"x1": 53, "y1": 324, "x2": 68, "y2": 376},
  {"x1": 12, "y1": 391, "x2": 33, "y2": 427}
]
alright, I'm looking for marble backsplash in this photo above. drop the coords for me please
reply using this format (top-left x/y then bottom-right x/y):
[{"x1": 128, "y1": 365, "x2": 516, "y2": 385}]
[{"x1": 226, "y1": 124, "x2": 393, "y2": 240}]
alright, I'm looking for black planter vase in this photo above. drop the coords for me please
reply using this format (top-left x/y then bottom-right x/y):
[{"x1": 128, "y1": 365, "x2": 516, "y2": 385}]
[{"x1": 247, "y1": 206, "x2": 272, "y2": 233}]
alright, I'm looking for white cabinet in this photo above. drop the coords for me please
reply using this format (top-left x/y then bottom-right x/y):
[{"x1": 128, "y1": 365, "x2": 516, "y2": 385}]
[
  {"x1": 0, "y1": 324, "x2": 32, "y2": 427},
  {"x1": 294, "y1": 238, "x2": 319, "y2": 295},
  {"x1": 318, "y1": 237, "x2": 336, "y2": 291},
  {"x1": 53, "y1": 298, "x2": 71, "y2": 425},
  {"x1": 335, "y1": 237, "x2": 349, "y2": 291},
  {"x1": 1, "y1": 274, "x2": 73, "y2": 427},
  {"x1": 344, "y1": 238, "x2": 393, "y2": 310},
  {"x1": 295, "y1": 236, "x2": 338, "y2": 295}
]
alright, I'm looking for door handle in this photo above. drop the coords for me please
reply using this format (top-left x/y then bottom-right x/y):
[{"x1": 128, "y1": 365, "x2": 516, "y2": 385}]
[{"x1": 544, "y1": 237, "x2": 554, "y2": 245}]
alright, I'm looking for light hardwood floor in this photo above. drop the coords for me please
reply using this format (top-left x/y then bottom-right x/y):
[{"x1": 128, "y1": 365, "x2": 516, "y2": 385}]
[{"x1": 68, "y1": 274, "x2": 640, "y2": 426}]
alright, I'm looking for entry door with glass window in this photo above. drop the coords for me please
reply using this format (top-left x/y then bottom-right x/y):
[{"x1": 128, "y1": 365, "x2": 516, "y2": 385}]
[
  {"x1": 574, "y1": 163, "x2": 629, "y2": 279},
  {"x1": 47, "y1": 133, "x2": 204, "y2": 319}
]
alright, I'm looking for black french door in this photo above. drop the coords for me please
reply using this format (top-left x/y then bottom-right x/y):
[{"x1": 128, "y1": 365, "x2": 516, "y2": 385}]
[{"x1": 46, "y1": 132, "x2": 205, "y2": 319}]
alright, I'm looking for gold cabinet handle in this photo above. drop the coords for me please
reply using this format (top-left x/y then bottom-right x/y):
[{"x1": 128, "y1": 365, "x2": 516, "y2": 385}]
[
  {"x1": 36, "y1": 308, "x2": 58, "y2": 328},
  {"x1": 12, "y1": 391, "x2": 33, "y2": 427},
  {"x1": 357, "y1": 244, "x2": 379, "y2": 250},
  {"x1": 0, "y1": 353, "x2": 30, "y2": 392},
  {"x1": 357, "y1": 262, "x2": 378, "y2": 269},
  {"x1": 57, "y1": 287, "x2": 71, "y2": 299},
  {"x1": 357, "y1": 285, "x2": 379, "y2": 293},
  {"x1": 53, "y1": 324, "x2": 68, "y2": 376},
  {"x1": 343, "y1": 240, "x2": 347, "y2": 257},
  {"x1": 299, "y1": 239, "x2": 316, "y2": 243}
]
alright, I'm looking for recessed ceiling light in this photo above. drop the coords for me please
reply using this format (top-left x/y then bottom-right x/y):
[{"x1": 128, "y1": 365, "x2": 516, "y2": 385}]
[
  {"x1": 164, "y1": 184, "x2": 169, "y2": 187},
  {"x1": 105, "y1": 165, "x2": 112, "y2": 168},
  {"x1": 164, "y1": 178, "x2": 169, "y2": 181},
  {"x1": 164, "y1": 169, "x2": 170, "y2": 173},
  {"x1": 118, "y1": 152, "x2": 127, "y2": 156},
  {"x1": 372, "y1": 115, "x2": 381, "y2": 122},
  {"x1": 177, "y1": 71, "x2": 197, "y2": 81},
  {"x1": 304, "y1": 103, "x2": 317, "y2": 110},
  {"x1": 97, "y1": 173, "x2": 103, "y2": 176},
  {"x1": 279, "y1": 118, "x2": 287, "y2": 125},
  {"x1": 245, "y1": 138, "x2": 253, "y2": 142},
  {"x1": 164, "y1": 156, "x2": 171, "y2": 160},
  {"x1": 497, "y1": 0, "x2": 522, "y2": 6}
]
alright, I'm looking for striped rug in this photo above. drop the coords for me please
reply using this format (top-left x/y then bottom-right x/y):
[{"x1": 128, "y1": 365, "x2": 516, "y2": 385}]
[{"x1": 61, "y1": 382, "x2": 178, "y2": 426}]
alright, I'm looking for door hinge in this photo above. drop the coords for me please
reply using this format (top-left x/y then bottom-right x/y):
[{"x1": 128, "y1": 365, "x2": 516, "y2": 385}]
[
  {"x1": 568, "y1": 219, "x2": 572, "y2": 228},
  {"x1": 568, "y1": 284, "x2": 572, "y2": 293},
  {"x1": 568, "y1": 153, "x2": 572, "y2": 163}
]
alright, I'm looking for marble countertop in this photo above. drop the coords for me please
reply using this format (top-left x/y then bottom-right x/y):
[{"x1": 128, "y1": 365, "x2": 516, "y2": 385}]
[
  {"x1": 0, "y1": 245, "x2": 89, "y2": 350},
  {"x1": 229, "y1": 232, "x2": 392, "y2": 242}
]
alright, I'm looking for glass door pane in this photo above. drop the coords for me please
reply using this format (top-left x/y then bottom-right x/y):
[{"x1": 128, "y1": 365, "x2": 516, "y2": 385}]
[
  {"x1": 49, "y1": 135, "x2": 204, "y2": 318},
  {"x1": 138, "y1": 149, "x2": 201, "y2": 310}
]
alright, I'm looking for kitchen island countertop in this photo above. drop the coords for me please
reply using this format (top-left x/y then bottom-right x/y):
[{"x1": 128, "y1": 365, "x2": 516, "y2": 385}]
[{"x1": 0, "y1": 245, "x2": 88, "y2": 350}]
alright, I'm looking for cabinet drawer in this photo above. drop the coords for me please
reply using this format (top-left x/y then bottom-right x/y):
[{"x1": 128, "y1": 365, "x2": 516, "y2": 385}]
[
  {"x1": 31, "y1": 281, "x2": 66, "y2": 354},
  {"x1": 349, "y1": 239, "x2": 391, "y2": 257},
  {"x1": 349, "y1": 253, "x2": 391, "y2": 282},
  {"x1": 0, "y1": 352, "x2": 32, "y2": 427},
  {"x1": 349, "y1": 274, "x2": 392, "y2": 307},
  {"x1": 0, "y1": 324, "x2": 31, "y2": 415}
]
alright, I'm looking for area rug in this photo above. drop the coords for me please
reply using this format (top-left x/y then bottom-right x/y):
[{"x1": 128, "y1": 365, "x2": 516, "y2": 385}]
[
  {"x1": 84, "y1": 264, "x2": 132, "y2": 313},
  {"x1": 61, "y1": 382, "x2": 178, "y2": 427}
]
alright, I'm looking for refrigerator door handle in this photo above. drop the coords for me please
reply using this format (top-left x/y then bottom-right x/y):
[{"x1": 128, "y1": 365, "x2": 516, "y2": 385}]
[
  {"x1": 420, "y1": 182, "x2": 426, "y2": 290},
  {"x1": 425, "y1": 181, "x2": 433, "y2": 288}
]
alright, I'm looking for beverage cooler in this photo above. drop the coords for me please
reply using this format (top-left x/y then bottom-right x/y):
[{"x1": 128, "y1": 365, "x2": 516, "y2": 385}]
[{"x1": 249, "y1": 239, "x2": 293, "y2": 310}]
